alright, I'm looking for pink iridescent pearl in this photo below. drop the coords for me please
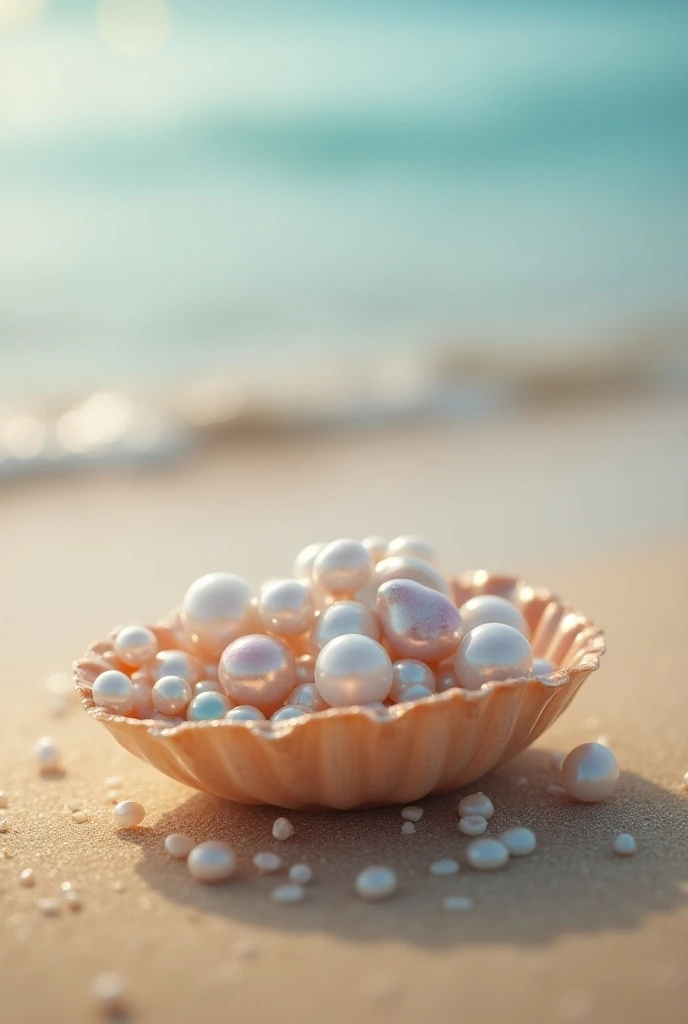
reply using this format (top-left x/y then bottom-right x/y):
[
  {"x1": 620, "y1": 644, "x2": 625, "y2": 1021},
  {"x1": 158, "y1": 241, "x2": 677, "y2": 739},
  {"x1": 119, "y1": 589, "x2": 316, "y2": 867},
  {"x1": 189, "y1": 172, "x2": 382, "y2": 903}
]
[
  {"x1": 372, "y1": 556, "x2": 449, "y2": 595},
  {"x1": 390, "y1": 659, "x2": 436, "y2": 702},
  {"x1": 285, "y1": 683, "x2": 329, "y2": 711},
  {"x1": 561, "y1": 742, "x2": 619, "y2": 802},
  {"x1": 310, "y1": 600, "x2": 381, "y2": 655},
  {"x1": 92, "y1": 671, "x2": 134, "y2": 714},
  {"x1": 315, "y1": 634, "x2": 393, "y2": 707},
  {"x1": 219, "y1": 635, "x2": 296, "y2": 711},
  {"x1": 258, "y1": 579, "x2": 315, "y2": 637},
  {"x1": 313, "y1": 539, "x2": 373, "y2": 597},
  {"x1": 149, "y1": 650, "x2": 204, "y2": 686},
  {"x1": 454, "y1": 623, "x2": 532, "y2": 690},
  {"x1": 152, "y1": 675, "x2": 192, "y2": 716},
  {"x1": 377, "y1": 579, "x2": 462, "y2": 662},
  {"x1": 113, "y1": 625, "x2": 158, "y2": 668},
  {"x1": 180, "y1": 573, "x2": 256, "y2": 659},
  {"x1": 386, "y1": 535, "x2": 438, "y2": 565},
  {"x1": 458, "y1": 595, "x2": 529, "y2": 639}
]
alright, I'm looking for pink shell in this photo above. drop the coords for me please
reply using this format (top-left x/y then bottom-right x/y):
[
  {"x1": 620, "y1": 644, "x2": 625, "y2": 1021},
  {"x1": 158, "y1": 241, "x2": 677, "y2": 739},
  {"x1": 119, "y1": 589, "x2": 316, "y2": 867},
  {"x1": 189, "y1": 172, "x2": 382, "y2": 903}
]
[{"x1": 73, "y1": 572, "x2": 605, "y2": 810}]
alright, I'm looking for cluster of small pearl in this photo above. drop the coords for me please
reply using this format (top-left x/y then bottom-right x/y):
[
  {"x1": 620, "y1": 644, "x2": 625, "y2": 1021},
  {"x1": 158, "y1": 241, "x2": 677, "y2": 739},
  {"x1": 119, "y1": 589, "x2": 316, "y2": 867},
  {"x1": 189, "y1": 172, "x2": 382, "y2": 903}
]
[{"x1": 90, "y1": 535, "x2": 546, "y2": 724}]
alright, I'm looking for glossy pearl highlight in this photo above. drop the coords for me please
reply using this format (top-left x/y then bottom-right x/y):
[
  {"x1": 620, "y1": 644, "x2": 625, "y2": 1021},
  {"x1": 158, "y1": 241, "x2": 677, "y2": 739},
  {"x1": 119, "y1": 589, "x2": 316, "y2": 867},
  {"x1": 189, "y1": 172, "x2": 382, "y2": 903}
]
[
  {"x1": 454, "y1": 623, "x2": 533, "y2": 690},
  {"x1": 386, "y1": 535, "x2": 437, "y2": 565},
  {"x1": 561, "y1": 742, "x2": 619, "y2": 802},
  {"x1": 187, "y1": 841, "x2": 237, "y2": 883},
  {"x1": 315, "y1": 634, "x2": 393, "y2": 707},
  {"x1": 114, "y1": 625, "x2": 158, "y2": 668},
  {"x1": 92, "y1": 670, "x2": 134, "y2": 714},
  {"x1": 258, "y1": 579, "x2": 316, "y2": 637},
  {"x1": 152, "y1": 675, "x2": 192, "y2": 716},
  {"x1": 225, "y1": 705, "x2": 266, "y2": 723},
  {"x1": 149, "y1": 649, "x2": 204, "y2": 686},
  {"x1": 458, "y1": 594, "x2": 529, "y2": 638},
  {"x1": 390, "y1": 659, "x2": 436, "y2": 702},
  {"x1": 313, "y1": 539, "x2": 373, "y2": 597},
  {"x1": 219, "y1": 635, "x2": 296, "y2": 711},
  {"x1": 187, "y1": 691, "x2": 232, "y2": 721},
  {"x1": 181, "y1": 572, "x2": 256, "y2": 659},
  {"x1": 285, "y1": 683, "x2": 329, "y2": 712},
  {"x1": 310, "y1": 599, "x2": 381, "y2": 655},
  {"x1": 377, "y1": 579, "x2": 462, "y2": 662}
]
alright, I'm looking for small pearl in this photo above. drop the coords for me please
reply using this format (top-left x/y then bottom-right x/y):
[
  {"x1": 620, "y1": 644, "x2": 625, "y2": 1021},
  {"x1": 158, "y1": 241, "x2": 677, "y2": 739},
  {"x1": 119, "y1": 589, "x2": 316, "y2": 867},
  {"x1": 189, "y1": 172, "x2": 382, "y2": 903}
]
[
  {"x1": 378, "y1": 578, "x2": 462, "y2": 663},
  {"x1": 194, "y1": 678, "x2": 224, "y2": 696},
  {"x1": 0, "y1": 818, "x2": 9, "y2": 832},
  {"x1": 454, "y1": 623, "x2": 533, "y2": 690},
  {"x1": 64, "y1": 890, "x2": 82, "y2": 910},
  {"x1": 286, "y1": 682, "x2": 329, "y2": 712},
  {"x1": 401, "y1": 806, "x2": 423, "y2": 822},
  {"x1": 390, "y1": 660, "x2": 436, "y2": 702},
  {"x1": 112, "y1": 800, "x2": 145, "y2": 828},
  {"x1": 272, "y1": 817, "x2": 294, "y2": 841},
  {"x1": 19, "y1": 867, "x2": 36, "y2": 887},
  {"x1": 561, "y1": 742, "x2": 619, "y2": 802},
  {"x1": 459, "y1": 814, "x2": 488, "y2": 836},
  {"x1": 429, "y1": 859, "x2": 459, "y2": 876},
  {"x1": 131, "y1": 679, "x2": 155, "y2": 718},
  {"x1": 219, "y1": 635, "x2": 296, "y2": 711},
  {"x1": 272, "y1": 883, "x2": 305, "y2": 904},
  {"x1": 150, "y1": 649, "x2": 204, "y2": 686},
  {"x1": 181, "y1": 572, "x2": 256, "y2": 659},
  {"x1": 0, "y1": 791, "x2": 8, "y2": 808},
  {"x1": 225, "y1": 705, "x2": 266, "y2": 723},
  {"x1": 289, "y1": 863, "x2": 313, "y2": 884},
  {"x1": 113, "y1": 625, "x2": 158, "y2": 668},
  {"x1": 458, "y1": 793, "x2": 494, "y2": 819},
  {"x1": 355, "y1": 865, "x2": 398, "y2": 901},
  {"x1": 253, "y1": 851, "x2": 282, "y2": 873},
  {"x1": 397, "y1": 683, "x2": 433, "y2": 703},
  {"x1": 152, "y1": 675, "x2": 192, "y2": 716},
  {"x1": 187, "y1": 690, "x2": 232, "y2": 721},
  {"x1": 310, "y1": 600, "x2": 381, "y2": 655},
  {"x1": 293, "y1": 541, "x2": 326, "y2": 579},
  {"x1": 72, "y1": 810, "x2": 89, "y2": 824},
  {"x1": 92, "y1": 670, "x2": 134, "y2": 714},
  {"x1": 38, "y1": 897, "x2": 60, "y2": 916},
  {"x1": 259, "y1": 579, "x2": 316, "y2": 637},
  {"x1": 106, "y1": 790, "x2": 121, "y2": 804},
  {"x1": 34, "y1": 736, "x2": 61, "y2": 773},
  {"x1": 361, "y1": 536, "x2": 389, "y2": 564},
  {"x1": 187, "y1": 841, "x2": 237, "y2": 883},
  {"x1": 91, "y1": 973, "x2": 126, "y2": 1014},
  {"x1": 435, "y1": 660, "x2": 459, "y2": 693},
  {"x1": 499, "y1": 826, "x2": 537, "y2": 857},
  {"x1": 466, "y1": 838, "x2": 509, "y2": 871},
  {"x1": 315, "y1": 634, "x2": 393, "y2": 707},
  {"x1": 165, "y1": 833, "x2": 195, "y2": 859},
  {"x1": 104, "y1": 775, "x2": 123, "y2": 788},
  {"x1": 387, "y1": 535, "x2": 438, "y2": 565},
  {"x1": 458, "y1": 595, "x2": 529, "y2": 638},
  {"x1": 372, "y1": 555, "x2": 448, "y2": 595},
  {"x1": 400, "y1": 821, "x2": 415, "y2": 835},
  {"x1": 533, "y1": 657, "x2": 557, "y2": 676},
  {"x1": 442, "y1": 895, "x2": 473, "y2": 912},
  {"x1": 313, "y1": 539, "x2": 373, "y2": 597},
  {"x1": 613, "y1": 833, "x2": 636, "y2": 856},
  {"x1": 270, "y1": 705, "x2": 311, "y2": 724}
]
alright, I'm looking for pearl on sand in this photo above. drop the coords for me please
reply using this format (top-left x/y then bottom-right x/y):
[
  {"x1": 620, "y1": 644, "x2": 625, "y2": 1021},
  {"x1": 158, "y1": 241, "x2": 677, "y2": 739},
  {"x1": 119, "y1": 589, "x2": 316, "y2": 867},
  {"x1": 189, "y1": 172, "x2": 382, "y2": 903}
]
[
  {"x1": 112, "y1": 800, "x2": 145, "y2": 828},
  {"x1": 458, "y1": 594, "x2": 529, "y2": 638},
  {"x1": 113, "y1": 625, "x2": 158, "y2": 668},
  {"x1": 253, "y1": 851, "x2": 282, "y2": 873},
  {"x1": 225, "y1": 705, "x2": 266, "y2": 723},
  {"x1": 289, "y1": 863, "x2": 313, "y2": 884},
  {"x1": 458, "y1": 793, "x2": 494, "y2": 819},
  {"x1": 181, "y1": 572, "x2": 256, "y2": 659},
  {"x1": 272, "y1": 817, "x2": 295, "y2": 840},
  {"x1": 377, "y1": 579, "x2": 462, "y2": 662},
  {"x1": 310, "y1": 600, "x2": 381, "y2": 655},
  {"x1": 454, "y1": 623, "x2": 533, "y2": 690},
  {"x1": 499, "y1": 827, "x2": 537, "y2": 857},
  {"x1": 355, "y1": 866, "x2": 398, "y2": 901},
  {"x1": 313, "y1": 539, "x2": 373, "y2": 597},
  {"x1": 429, "y1": 859, "x2": 460, "y2": 876},
  {"x1": 459, "y1": 815, "x2": 488, "y2": 836},
  {"x1": 613, "y1": 833, "x2": 636, "y2": 856},
  {"x1": 92, "y1": 670, "x2": 134, "y2": 714},
  {"x1": 387, "y1": 535, "x2": 438, "y2": 565},
  {"x1": 164, "y1": 833, "x2": 195, "y2": 859},
  {"x1": 219, "y1": 635, "x2": 296, "y2": 711},
  {"x1": 315, "y1": 635, "x2": 393, "y2": 707},
  {"x1": 187, "y1": 690, "x2": 232, "y2": 721},
  {"x1": 401, "y1": 806, "x2": 423, "y2": 822},
  {"x1": 152, "y1": 675, "x2": 192, "y2": 716},
  {"x1": 259, "y1": 579, "x2": 316, "y2": 637},
  {"x1": 187, "y1": 841, "x2": 237, "y2": 883},
  {"x1": 466, "y1": 838, "x2": 509, "y2": 871},
  {"x1": 561, "y1": 742, "x2": 619, "y2": 802},
  {"x1": 390, "y1": 660, "x2": 436, "y2": 702}
]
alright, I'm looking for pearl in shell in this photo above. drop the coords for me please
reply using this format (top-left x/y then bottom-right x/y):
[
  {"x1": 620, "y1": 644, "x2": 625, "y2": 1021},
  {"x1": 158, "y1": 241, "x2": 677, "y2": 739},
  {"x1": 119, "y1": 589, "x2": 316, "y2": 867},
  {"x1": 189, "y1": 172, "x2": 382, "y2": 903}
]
[
  {"x1": 225, "y1": 705, "x2": 266, "y2": 723},
  {"x1": 150, "y1": 650, "x2": 204, "y2": 686},
  {"x1": 193, "y1": 678, "x2": 224, "y2": 696},
  {"x1": 361, "y1": 536, "x2": 389, "y2": 564},
  {"x1": 372, "y1": 555, "x2": 449, "y2": 595},
  {"x1": 313, "y1": 539, "x2": 373, "y2": 597},
  {"x1": 285, "y1": 683, "x2": 329, "y2": 711},
  {"x1": 377, "y1": 578, "x2": 462, "y2": 662},
  {"x1": 152, "y1": 675, "x2": 192, "y2": 716},
  {"x1": 390, "y1": 659, "x2": 436, "y2": 702},
  {"x1": 180, "y1": 573, "x2": 256, "y2": 659},
  {"x1": 258, "y1": 578, "x2": 315, "y2": 637},
  {"x1": 219, "y1": 635, "x2": 296, "y2": 711},
  {"x1": 386, "y1": 535, "x2": 437, "y2": 565},
  {"x1": 397, "y1": 683, "x2": 433, "y2": 703},
  {"x1": 270, "y1": 705, "x2": 312, "y2": 724},
  {"x1": 315, "y1": 634, "x2": 393, "y2": 707},
  {"x1": 187, "y1": 691, "x2": 232, "y2": 721},
  {"x1": 131, "y1": 679, "x2": 155, "y2": 718},
  {"x1": 92, "y1": 670, "x2": 134, "y2": 714},
  {"x1": 310, "y1": 599, "x2": 381, "y2": 655},
  {"x1": 458, "y1": 594, "x2": 529, "y2": 639},
  {"x1": 434, "y1": 659, "x2": 459, "y2": 692},
  {"x1": 561, "y1": 742, "x2": 619, "y2": 802},
  {"x1": 292, "y1": 542, "x2": 326, "y2": 579},
  {"x1": 454, "y1": 623, "x2": 532, "y2": 690},
  {"x1": 533, "y1": 657, "x2": 556, "y2": 676},
  {"x1": 113, "y1": 625, "x2": 158, "y2": 668}
]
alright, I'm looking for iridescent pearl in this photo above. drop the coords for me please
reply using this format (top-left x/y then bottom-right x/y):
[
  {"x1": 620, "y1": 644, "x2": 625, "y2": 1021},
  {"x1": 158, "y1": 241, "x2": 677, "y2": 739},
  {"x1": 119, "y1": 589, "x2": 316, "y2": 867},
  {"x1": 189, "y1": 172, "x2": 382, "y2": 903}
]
[
  {"x1": 92, "y1": 670, "x2": 134, "y2": 714},
  {"x1": 272, "y1": 817, "x2": 295, "y2": 840},
  {"x1": 270, "y1": 705, "x2": 311, "y2": 723},
  {"x1": 315, "y1": 635, "x2": 393, "y2": 707},
  {"x1": 429, "y1": 859, "x2": 459, "y2": 876},
  {"x1": 434, "y1": 659, "x2": 459, "y2": 692},
  {"x1": 292, "y1": 542, "x2": 326, "y2": 579},
  {"x1": 194, "y1": 678, "x2": 224, "y2": 696},
  {"x1": 458, "y1": 792, "x2": 494, "y2": 819},
  {"x1": 454, "y1": 623, "x2": 533, "y2": 690},
  {"x1": 561, "y1": 742, "x2": 619, "y2": 802},
  {"x1": 285, "y1": 683, "x2": 329, "y2": 711},
  {"x1": 386, "y1": 535, "x2": 438, "y2": 565},
  {"x1": 390, "y1": 660, "x2": 436, "y2": 701},
  {"x1": 459, "y1": 814, "x2": 488, "y2": 836},
  {"x1": 112, "y1": 800, "x2": 145, "y2": 828},
  {"x1": 259, "y1": 579, "x2": 316, "y2": 637},
  {"x1": 355, "y1": 865, "x2": 398, "y2": 901},
  {"x1": 401, "y1": 821, "x2": 415, "y2": 835},
  {"x1": 295, "y1": 655, "x2": 316, "y2": 686},
  {"x1": 313, "y1": 539, "x2": 373, "y2": 597},
  {"x1": 499, "y1": 826, "x2": 537, "y2": 857},
  {"x1": 289, "y1": 863, "x2": 313, "y2": 884},
  {"x1": 131, "y1": 679, "x2": 155, "y2": 719},
  {"x1": 187, "y1": 841, "x2": 237, "y2": 883},
  {"x1": 361, "y1": 536, "x2": 389, "y2": 564},
  {"x1": 150, "y1": 650, "x2": 204, "y2": 686},
  {"x1": 458, "y1": 595, "x2": 529, "y2": 639},
  {"x1": 465, "y1": 838, "x2": 509, "y2": 871},
  {"x1": 164, "y1": 833, "x2": 195, "y2": 859},
  {"x1": 372, "y1": 556, "x2": 449, "y2": 595},
  {"x1": 219, "y1": 635, "x2": 296, "y2": 711},
  {"x1": 401, "y1": 806, "x2": 423, "y2": 822},
  {"x1": 613, "y1": 833, "x2": 636, "y2": 856},
  {"x1": 180, "y1": 572, "x2": 256, "y2": 659},
  {"x1": 113, "y1": 625, "x2": 158, "y2": 668},
  {"x1": 398, "y1": 683, "x2": 434, "y2": 703},
  {"x1": 272, "y1": 883, "x2": 305, "y2": 904},
  {"x1": 253, "y1": 851, "x2": 282, "y2": 873},
  {"x1": 310, "y1": 600, "x2": 381, "y2": 655},
  {"x1": 34, "y1": 736, "x2": 61, "y2": 773},
  {"x1": 377, "y1": 579, "x2": 462, "y2": 662},
  {"x1": 152, "y1": 675, "x2": 192, "y2": 716},
  {"x1": 225, "y1": 705, "x2": 266, "y2": 723},
  {"x1": 533, "y1": 657, "x2": 556, "y2": 676},
  {"x1": 187, "y1": 691, "x2": 232, "y2": 721}
]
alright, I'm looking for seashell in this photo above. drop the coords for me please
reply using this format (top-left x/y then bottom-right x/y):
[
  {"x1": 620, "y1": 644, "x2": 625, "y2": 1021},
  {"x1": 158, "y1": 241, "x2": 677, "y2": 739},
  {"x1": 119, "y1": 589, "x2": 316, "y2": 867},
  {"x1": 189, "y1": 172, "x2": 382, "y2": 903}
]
[{"x1": 74, "y1": 572, "x2": 604, "y2": 810}]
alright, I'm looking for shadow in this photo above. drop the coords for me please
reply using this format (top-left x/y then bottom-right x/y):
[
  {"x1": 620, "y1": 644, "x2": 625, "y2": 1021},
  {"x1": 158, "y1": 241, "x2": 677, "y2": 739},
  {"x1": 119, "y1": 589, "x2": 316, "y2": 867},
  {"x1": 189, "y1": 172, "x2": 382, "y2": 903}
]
[{"x1": 120, "y1": 748, "x2": 688, "y2": 950}]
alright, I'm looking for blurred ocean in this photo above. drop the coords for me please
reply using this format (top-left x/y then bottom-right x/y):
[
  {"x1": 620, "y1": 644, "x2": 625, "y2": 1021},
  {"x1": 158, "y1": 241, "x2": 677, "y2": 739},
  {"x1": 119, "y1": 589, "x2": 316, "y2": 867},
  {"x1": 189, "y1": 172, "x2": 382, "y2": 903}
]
[{"x1": 1, "y1": 0, "x2": 688, "y2": 399}]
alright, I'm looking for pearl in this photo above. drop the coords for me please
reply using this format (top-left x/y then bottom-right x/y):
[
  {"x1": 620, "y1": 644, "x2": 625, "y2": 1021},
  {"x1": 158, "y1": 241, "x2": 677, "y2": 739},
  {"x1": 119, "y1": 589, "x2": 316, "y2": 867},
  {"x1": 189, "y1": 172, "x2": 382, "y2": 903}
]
[
  {"x1": 0, "y1": 791, "x2": 8, "y2": 808},
  {"x1": 397, "y1": 683, "x2": 434, "y2": 703},
  {"x1": 459, "y1": 814, "x2": 488, "y2": 836},
  {"x1": 401, "y1": 821, "x2": 416, "y2": 835},
  {"x1": 533, "y1": 657, "x2": 557, "y2": 676},
  {"x1": 91, "y1": 974, "x2": 126, "y2": 1015},
  {"x1": 442, "y1": 895, "x2": 473, "y2": 912},
  {"x1": 378, "y1": 578, "x2": 462, "y2": 663},
  {"x1": 466, "y1": 838, "x2": 510, "y2": 871},
  {"x1": 429, "y1": 859, "x2": 459, "y2": 876},
  {"x1": 390, "y1": 660, "x2": 436, "y2": 702},
  {"x1": 373, "y1": 555, "x2": 449, "y2": 595},
  {"x1": 613, "y1": 833, "x2": 636, "y2": 856},
  {"x1": 131, "y1": 679, "x2": 155, "y2": 718},
  {"x1": 187, "y1": 691, "x2": 232, "y2": 721},
  {"x1": 92, "y1": 670, "x2": 134, "y2": 714},
  {"x1": 361, "y1": 536, "x2": 389, "y2": 563},
  {"x1": 435, "y1": 659, "x2": 459, "y2": 693},
  {"x1": 187, "y1": 841, "x2": 237, "y2": 883},
  {"x1": 458, "y1": 594, "x2": 529, "y2": 638},
  {"x1": 113, "y1": 625, "x2": 158, "y2": 668},
  {"x1": 19, "y1": 867, "x2": 36, "y2": 887},
  {"x1": 219, "y1": 635, "x2": 296, "y2": 711},
  {"x1": 310, "y1": 600, "x2": 381, "y2": 655},
  {"x1": 272, "y1": 817, "x2": 295, "y2": 840},
  {"x1": 180, "y1": 572, "x2": 256, "y2": 659},
  {"x1": 259, "y1": 579, "x2": 316, "y2": 637},
  {"x1": 164, "y1": 833, "x2": 195, "y2": 859},
  {"x1": 34, "y1": 736, "x2": 61, "y2": 773},
  {"x1": 295, "y1": 655, "x2": 316, "y2": 686},
  {"x1": 313, "y1": 539, "x2": 373, "y2": 597},
  {"x1": 152, "y1": 675, "x2": 192, "y2": 716},
  {"x1": 355, "y1": 866, "x2": 398, "y2": 901},
  {"x1": 292, "y1": 541, "x2": 326, "y2": 579},
  {"x1": 194, "y1": 678, "x2": 224, "y2": 696},
  {"x1": 225, "y1": 705, "x2": 266, "y2": 723},
  {"x1": 315, "y1": 635, "x2": 393, "y2": 707},
  {"x1": 289, "y1": 863, "x2": 313, "y2": 884},
  {"x1": 253, "y1": 851, "x2": 282, "y2": 873},
  {"x1": 454, "y1": 623, "x2": 533, "y2": 690},
  {"x1": 37, "y1": 897, "x2": 60, "y2": 916},
  {"x1": 561, "y1": 742, "x2": 619, "y2": 802},
  {"x1": 499, "y1": 826, "x2": 537, "y2": 857},
  {"x1": 272, "y1": 883, "x2": 305, "y2": 904},
  {"x1": 458, "y1": 793, "x2": 494, "y2": 819},
  {"x1": 150, "y1": 649, "x2": 204, "y2": 686},
  {"x1": 547, "y1": 784, "x2": 565, "y2": 797},
  {"x1": 550, "y1": 751, "x2": 566, "y2": 776},
  {"x1": 270, "y1": 705, "x2": 311, "y2": 724},
  {"x1": 286, "y1": 683, "x2": 329, "y2": 712},
  {"x1": 387, "y1": 535, "x2": 438, "y2": 565},
  {"x1": 72, "y1": 810, "x2": 89, "y2": 824},
  {"x1": 112, "y1": 800, "x2": 145, "y2": 828},
  {"x1": 401, "y1": 806, "x2": 423, "y2": 822}
]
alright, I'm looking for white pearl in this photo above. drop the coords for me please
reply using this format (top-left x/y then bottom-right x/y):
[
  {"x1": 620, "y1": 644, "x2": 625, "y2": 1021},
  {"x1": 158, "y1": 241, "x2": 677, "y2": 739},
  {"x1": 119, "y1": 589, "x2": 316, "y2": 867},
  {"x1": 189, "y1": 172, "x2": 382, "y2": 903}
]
[
  {"x1": 429, "y1": 859, "x2": 460, "y2": 876},
  {"x1": 561, "y1": 742, "x2": 619, "y2": 802},
  {"x1": 112, "y1": 800, "x2": 145, "y2": 828},
  {"x1": 270, "y1": 705, "x2": 311, "y2": 724},
  {"x1": 187, "y1": 841, "x2": 237, "y2": 883},
  {"x1": 499, "y1": 826, "x2": 537, "y2": 857},
  {"x1": 113, "y1": 625, "x2": 158, "y2": 668},
  {"x1": 0, "y1": 791, "x2": 8, "y2": 808},
  {"x1": 19, "y1": 867, "x2": 36, "y2": 887},
  {"x1": 259, "y1": 579, "x2": 316, "y2": 637},
  {"x1": 194, "y1": 678, "x2": 224, "y2": 696},
  {"x1": 292, "y1": 542, "x2": 326, "y2": 579},
  {"x1": 466, "y1": 838, "x2": 509, "y2": 871},
  {"x1": 253, "y1": 851, "x2": 282, "y2": 873},
  {"x1": 454, "y1": 623, "x2": 533, "y2": 690},
  {"x1": 289, "y1": 863, "x2": 313, "y2": 884},
  {"x1": 310, "y1": 600, "x2": 381, "y2": 655},
  {"x1": 390, "y1": 660, "x2": 436, "y2": 702},
  {"x1": 225, "y1": 705, "x2": 266, "y2": 723},
  {"x1": 401, "y1": 821, "x2": 416, "y2": 835},
  {"x1": 373, "y1": 556, "x2": 449, "y2": 595},
  {"x1": 187, "y1": 691, "x2": 232, "y2": 721},
  {"x1": 91, "y1": 973, "x2": 126, "y2": 1014},
  {"x1": 613, "y1": 833, "x2": 636, "y2": 856},
  {"x1": 92, "y1": 670, "x2": 134, "y2": 714},
  {"x1": 219, "y1": 635, "x2": 296, "y2": 711},
  {"x1": 164, "y1": 833, "x2": 195, "y2": 859},
  {"x1": 458, "y1": 594, "x2": 529, "y2": 638},
  {"x1": 286, "y1": 683, "x2": 329, "y2": 712},
  {"x1": 533, "y1": 657, "x2": 556, "y2": 676},
  {"x1": 387, "y1": 535, "x2": 438, "y2": 565},
  {"x1": 313, "y1": 539, "x2": 373, "y2": 597},
  {"x1": 398, "y1": 683, "x2": 434, "y2": 703},
  {"x1": 442, "y1": 895, "x2": 474, "y2": 912},
  {"x1": 272, "y1": 817, "x2": 295, "y2": 841},
  {"x1": 355, "y1": 865, "x2": 398, "y2": 901},
  {"x1": 401, "y1": 806, "x2": 423, "y2": 822},
  {"x1": 150, "y1": 649, "x2": 204, "y2": 686},
  {"x1": 130, "y1": 679, "x2": 155, "y2": 718},
  {"x1": 315, "y1": 635, "x2": 393, "y2": 707},
  {"x1": 458, "y1": 793, "x2": 494, "y2": 819},
  {"x1": 152, "y1": 675, "x2": 192, "y2": 716},
  {"x1": 271, "y1": 883, "x2": 305, "y2": 904},
  {"x1": 459, "y1": 814, "x2": 488, "y2": 836},
  {"x1": 181, "y1": 573, "x2": 256, "y2": 659},
  {"x1": 361, "y1": 536, "x2": 389, "y2": 564},
  {"x1": 378, "y1": 579, "x2": 462, "y2": 662}
]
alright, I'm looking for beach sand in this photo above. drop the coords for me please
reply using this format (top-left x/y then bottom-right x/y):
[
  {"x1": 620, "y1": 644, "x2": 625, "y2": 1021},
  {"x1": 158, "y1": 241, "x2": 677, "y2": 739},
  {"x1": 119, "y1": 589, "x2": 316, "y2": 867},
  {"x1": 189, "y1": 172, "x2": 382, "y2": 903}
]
[{"x1": 1, "y1": 395, "x2": 687, "y2": 1023}]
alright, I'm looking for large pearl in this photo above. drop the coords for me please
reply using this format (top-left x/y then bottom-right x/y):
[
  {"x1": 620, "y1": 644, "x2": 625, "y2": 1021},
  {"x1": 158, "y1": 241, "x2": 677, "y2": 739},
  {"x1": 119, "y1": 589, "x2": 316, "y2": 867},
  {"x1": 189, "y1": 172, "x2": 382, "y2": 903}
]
[
  {"x1": 258, "y1": 579, "x2": 315, "y2": 637},
  {"x1": 187, "y1": 691, "x2": 232, "y2": 721},
  {"x1": 315, "y1": 634, "x2": 393, "y2": 707},
  {"x1": 113, "y1": 625, "x2": 158, "y2": 668},
  {"x1": 372, "y1": 555, "x2": 449, "y2": 595},
  {"x1": 390, "y1": 659, "x2": 436, "y2": 702},
  {"x1": 458, "y1": 594, "x2": 529, "y2": 638},
  {"x1": 454, "y1": 623, "x2": 533, "y2": 690},
  {"x1": 313, "y1": 539, "x2": 373, "y2": 597},
  {"x1": 219, "y1": 635, "x2": 296, "y2": 711},
  {"x1": 149, "y1": 649, "x2": 204, "y2": 686},
  {"x1": 152, "y1": 675, "x2": 192, "y2": 716},
  {"x1": 310, "y1": 600, "x2": 381, "y2": 655},
  {"x1": 377, "y1": 579, "x2": 462, "y2": 662},
  {"x1": 386, "y1": 535, "x2": 437, "y2": 565},
  {"x1": 92, "y1": 670, "x2": 134, "y2": 714},
  {"x1": 180, "y1": 573, "x2": 256, "y2": 659},
  {"x1": 561, "y1": 742, "x2": 619, "y2": 802},
  {"x1": 361, "y1": 536, "x2": 388, "y2": 564},
  {"x1": 292, "y1": 542, "x2": 326, "y2": 579}
]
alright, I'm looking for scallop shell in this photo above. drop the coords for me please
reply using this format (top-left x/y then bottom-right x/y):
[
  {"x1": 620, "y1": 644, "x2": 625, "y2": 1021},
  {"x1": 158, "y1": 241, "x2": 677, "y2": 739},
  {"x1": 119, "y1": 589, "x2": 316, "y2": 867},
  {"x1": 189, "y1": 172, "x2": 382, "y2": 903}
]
[{"x1": 73, "y1": 572, "x2": 605, "y2": 810}]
